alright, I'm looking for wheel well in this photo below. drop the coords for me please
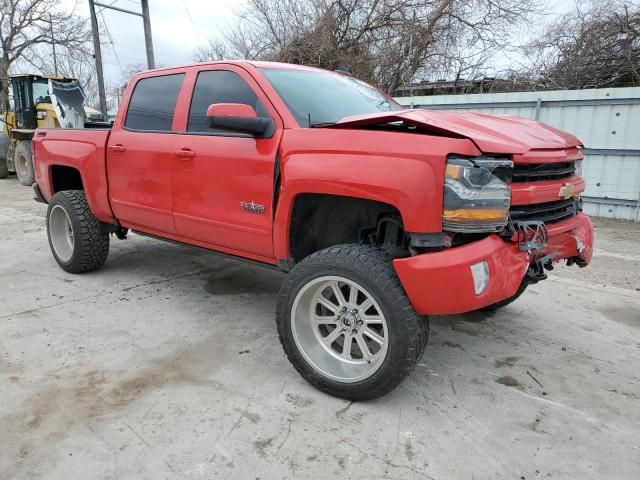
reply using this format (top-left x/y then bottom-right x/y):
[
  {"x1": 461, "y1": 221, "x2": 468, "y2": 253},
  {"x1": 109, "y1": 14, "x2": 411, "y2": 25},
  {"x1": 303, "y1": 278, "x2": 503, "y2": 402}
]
[
  {"x1": 51, "y1": 165, "x2": 83, "y2": 192},
  {"x1": 289, "y1": 193, "x2": 408, "y2": 262}
]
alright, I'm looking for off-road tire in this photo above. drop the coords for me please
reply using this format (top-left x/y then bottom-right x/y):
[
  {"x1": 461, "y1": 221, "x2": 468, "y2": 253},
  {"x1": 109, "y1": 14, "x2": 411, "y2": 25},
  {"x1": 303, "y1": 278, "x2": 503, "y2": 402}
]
[
  {"x1": 0, "y1": 158, "x2": 8, "y2": 179},
  {"x1": 276, "y1": 244, "x2": 429, "y2": 401},
  {"x1": 14, "y1": 140, "x2": 35, "y2": 186},
  {"x1": 47, "y1": 190, "x2": 109, "y2": 273},
  {"x1": 481, "y1": 280, "x2": 528, "y2": 311}
]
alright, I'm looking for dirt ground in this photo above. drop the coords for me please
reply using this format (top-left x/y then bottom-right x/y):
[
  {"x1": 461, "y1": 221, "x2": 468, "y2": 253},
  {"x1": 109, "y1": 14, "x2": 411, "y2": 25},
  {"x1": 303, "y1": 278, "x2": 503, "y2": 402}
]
[{"x1": 1, "y1": 176, "x2": 639, "y2": 480}]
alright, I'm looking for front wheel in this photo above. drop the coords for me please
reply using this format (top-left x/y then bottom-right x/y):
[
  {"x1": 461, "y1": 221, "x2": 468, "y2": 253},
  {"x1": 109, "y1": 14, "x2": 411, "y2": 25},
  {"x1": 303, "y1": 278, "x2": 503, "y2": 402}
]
[
  {"x1": 276, "y1": 244, "x2": 429, "y2": 401},
  {"x1": 47, "y1": 190, "x2": 109, "y2": 273}
]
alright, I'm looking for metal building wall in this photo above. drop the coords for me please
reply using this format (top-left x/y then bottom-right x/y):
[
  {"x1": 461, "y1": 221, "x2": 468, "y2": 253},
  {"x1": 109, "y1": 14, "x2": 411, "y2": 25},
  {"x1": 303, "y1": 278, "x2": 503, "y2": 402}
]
[{"x1": 396, "y1": 88, "x2": 640, "y2": 221}]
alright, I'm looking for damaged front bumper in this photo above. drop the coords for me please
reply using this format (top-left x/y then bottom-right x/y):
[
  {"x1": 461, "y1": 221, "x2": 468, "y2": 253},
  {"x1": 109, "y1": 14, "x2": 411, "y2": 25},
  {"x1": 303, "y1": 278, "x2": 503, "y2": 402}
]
[{"x1": 393, "y1": 212, "x2": 594, "y2": 315}]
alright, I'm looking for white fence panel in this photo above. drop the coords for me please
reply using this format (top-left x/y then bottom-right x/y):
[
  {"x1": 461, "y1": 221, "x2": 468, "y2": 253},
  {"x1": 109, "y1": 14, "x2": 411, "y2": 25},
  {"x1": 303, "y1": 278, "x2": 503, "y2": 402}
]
[{"x1": 396, "y1": 87, "x2": 640, "y2": 221}]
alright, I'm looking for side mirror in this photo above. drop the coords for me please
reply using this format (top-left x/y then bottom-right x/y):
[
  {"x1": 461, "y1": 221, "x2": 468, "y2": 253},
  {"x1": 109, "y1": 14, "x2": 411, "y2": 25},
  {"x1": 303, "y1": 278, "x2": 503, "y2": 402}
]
[{"x1": 207, "y1": 103, "x2": 274, "y2": 137}]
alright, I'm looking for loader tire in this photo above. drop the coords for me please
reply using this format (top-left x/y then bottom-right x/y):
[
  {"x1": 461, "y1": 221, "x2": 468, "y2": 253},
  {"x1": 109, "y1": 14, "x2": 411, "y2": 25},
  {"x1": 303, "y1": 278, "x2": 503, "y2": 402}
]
[
  {"x1": 14, "y1": 140, "x2": 34, "y2": 186},
  {"x1": 0, "y1": 158, "x2": 8, "y2": 179}
]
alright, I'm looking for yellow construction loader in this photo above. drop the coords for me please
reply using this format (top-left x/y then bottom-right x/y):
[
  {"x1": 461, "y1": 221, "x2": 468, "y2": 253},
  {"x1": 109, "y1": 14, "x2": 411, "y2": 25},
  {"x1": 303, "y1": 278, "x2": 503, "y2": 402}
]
[{"x1": 0, "y1": 74, "x2": 106, "y2": 185}]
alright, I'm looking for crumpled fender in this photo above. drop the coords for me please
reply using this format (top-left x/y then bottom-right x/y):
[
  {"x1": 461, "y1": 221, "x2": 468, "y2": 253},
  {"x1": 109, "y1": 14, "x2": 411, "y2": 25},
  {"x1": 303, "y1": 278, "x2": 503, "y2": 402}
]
[{"x1": 272, "y1": 128, "x2": 481, "y2": 260}]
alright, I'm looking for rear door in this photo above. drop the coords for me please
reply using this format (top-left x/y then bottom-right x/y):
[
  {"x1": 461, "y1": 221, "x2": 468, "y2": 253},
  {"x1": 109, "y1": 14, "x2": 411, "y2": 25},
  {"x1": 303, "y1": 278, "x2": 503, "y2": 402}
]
[
  {"x1": 107, "y1": 73, "x2": 184, "y2": 234},
  {"x1": 170, "y1": 65, "x2": 282, "y2": 258}
]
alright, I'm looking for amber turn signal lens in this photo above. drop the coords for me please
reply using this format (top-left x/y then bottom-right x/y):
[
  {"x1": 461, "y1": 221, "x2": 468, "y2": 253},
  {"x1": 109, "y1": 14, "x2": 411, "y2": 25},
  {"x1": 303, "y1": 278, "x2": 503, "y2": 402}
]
[
  {"x1": 443, "y1": 208, "x2": 508, "y2": 222},
  {"x1": 445, "y1": 164, "x2": 463, "y2": 180}
]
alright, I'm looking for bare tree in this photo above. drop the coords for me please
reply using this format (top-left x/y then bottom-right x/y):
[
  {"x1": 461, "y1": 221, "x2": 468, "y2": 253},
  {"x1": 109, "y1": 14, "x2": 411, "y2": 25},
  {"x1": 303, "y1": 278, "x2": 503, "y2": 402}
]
[
  {"x1": 525, "y1": 0, "x2": 640, "y2": 89},
  {"x1": 193, "y1": 39, "x2": 232, "y2": 62},
  {"x1": 0, "y1": 0, "x2": 89, "y2": 112},
  {"x1": 194, "y1": 0, "x2": 541, "y2": 92}
]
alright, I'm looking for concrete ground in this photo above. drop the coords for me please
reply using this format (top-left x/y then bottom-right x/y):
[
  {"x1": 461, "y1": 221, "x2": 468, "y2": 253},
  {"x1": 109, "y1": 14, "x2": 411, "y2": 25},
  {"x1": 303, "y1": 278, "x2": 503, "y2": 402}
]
[{"x1": 1, "y1": 176, "x2": 639, "y2": 480}]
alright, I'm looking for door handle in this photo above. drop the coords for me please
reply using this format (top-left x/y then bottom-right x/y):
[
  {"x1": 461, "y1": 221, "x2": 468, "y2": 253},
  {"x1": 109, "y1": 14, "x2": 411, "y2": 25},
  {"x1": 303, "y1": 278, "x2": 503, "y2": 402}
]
[
  {"x1": 109, "y1": 144, "x2": 126, "y2": 153},
  {"x1": 175, "y1": 149, "x2": 195, "y2": 159}
]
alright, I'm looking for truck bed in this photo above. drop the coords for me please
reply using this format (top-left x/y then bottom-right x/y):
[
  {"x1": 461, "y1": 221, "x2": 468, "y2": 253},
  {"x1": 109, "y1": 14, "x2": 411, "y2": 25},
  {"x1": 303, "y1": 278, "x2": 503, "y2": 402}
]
[{"x1": 32, "y1": 128, "x2": 114, "y2": 223}]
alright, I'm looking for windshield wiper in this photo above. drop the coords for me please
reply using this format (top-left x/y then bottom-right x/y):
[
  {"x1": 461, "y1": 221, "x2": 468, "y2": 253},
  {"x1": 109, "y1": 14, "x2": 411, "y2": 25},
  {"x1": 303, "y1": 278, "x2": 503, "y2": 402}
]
[
  {"x1": 309, "y1": 121, "x2": 336, "y2": 128},
  {"x1": 305, "y1": 113, "x2": 336, "y2": 128}
]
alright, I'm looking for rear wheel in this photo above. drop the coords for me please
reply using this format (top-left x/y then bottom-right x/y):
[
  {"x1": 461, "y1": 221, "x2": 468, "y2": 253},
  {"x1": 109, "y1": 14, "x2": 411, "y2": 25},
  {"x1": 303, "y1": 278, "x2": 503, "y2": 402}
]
[
  {"x1": 276, "y1": 244, "x2": 429, "y2": 400},
  {"x1": 14, "y1": 141, "x2": 34, "y2": 186},
  {"x1": 47, "y1": 190, "x2": 109, "y2": 273}
]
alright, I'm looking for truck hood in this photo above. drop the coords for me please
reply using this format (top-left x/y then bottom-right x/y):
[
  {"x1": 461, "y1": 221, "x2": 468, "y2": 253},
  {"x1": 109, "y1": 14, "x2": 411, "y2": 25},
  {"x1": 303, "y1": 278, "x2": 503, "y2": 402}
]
[{"x1": 328, "y1": 109, "x2": 581, "y2": 154}]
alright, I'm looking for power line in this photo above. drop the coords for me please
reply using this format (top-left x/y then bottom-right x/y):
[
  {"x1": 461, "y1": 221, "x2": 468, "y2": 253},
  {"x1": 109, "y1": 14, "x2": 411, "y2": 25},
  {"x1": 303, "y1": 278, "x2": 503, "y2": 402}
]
[
  {"x1": 96, "y1": 32, "x2": 187, "y2": 53},
  {"x1": 96, "y1": 0, "x2": 121, "y2": 14},
  {"x1": 89, "y1": 0, "x2": 155, "y2": 69},
  {"x1": 98, "y1": 10, "x2": 125, "y2": 79},
  {"x1": 88, "y1": 0, "x2": 156, "y2": 115},
  {"x1": 180, "y1": 0, "x2": 202, "y2": 45}
]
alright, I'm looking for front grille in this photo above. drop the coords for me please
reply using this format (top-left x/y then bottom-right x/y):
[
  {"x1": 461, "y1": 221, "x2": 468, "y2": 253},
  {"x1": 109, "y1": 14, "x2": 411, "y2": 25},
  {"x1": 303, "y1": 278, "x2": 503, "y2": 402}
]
[
  {"x1": 510, "y1": 198, "x2": 578, "y2": 225},
  {"x1": 512, "y1": 161, "x2": 575, "y2": 182}
]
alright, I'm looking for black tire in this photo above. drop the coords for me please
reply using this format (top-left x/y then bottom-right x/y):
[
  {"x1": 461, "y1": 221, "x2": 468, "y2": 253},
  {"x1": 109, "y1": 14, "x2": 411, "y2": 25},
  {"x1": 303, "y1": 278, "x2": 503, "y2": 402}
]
[
  {"x1": 46, "y1": 190, "x2": 109, "y2": 273},
  {"x1": 481, "y1": 280, "x2": 528, "y2": 312},
  {"x1": 0, "y1": 158, "x2": 8, "y2": 179},
  {"x1": 276, "y1": 244, "x2": 429, "y2": 401},
  {"x1": 14, "y1": 140, "x2": 34, "y2": 186}
]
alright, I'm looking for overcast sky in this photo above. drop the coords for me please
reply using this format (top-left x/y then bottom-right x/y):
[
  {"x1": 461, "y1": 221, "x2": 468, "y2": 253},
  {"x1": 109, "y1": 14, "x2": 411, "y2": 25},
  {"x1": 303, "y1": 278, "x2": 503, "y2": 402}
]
[
  {"x1": 61, "y1": 0, "x2": 580, "y2": 88},
  {"x1": 62, "y1": 0, "x2": 238, "y2": 87}
]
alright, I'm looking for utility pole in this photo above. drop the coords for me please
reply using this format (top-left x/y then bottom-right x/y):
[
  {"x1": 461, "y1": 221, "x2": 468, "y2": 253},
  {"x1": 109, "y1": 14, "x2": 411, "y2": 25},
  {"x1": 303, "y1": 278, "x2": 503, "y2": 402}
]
[
  {"x1": 88, "y1": 0, "x2": 108, "y2": 117},
  {"x1": 89, "y1": 0, "x2": 156, "y2": 115},
  {"x1": 49, "y1": 14, "x2": 58, "y2": 76},
  {"x1": 94, "y1": 1, "x2": 156, "y2": 70},
  {"x1": 141, "y1": 0, "x2": 155, "y2": 69}
]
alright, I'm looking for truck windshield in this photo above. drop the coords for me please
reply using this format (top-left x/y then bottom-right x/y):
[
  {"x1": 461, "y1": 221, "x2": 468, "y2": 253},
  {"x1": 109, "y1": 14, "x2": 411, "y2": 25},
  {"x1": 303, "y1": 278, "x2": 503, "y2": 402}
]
[{"x1": 260, "y1": 68, "x2": 401, "y2": 127}]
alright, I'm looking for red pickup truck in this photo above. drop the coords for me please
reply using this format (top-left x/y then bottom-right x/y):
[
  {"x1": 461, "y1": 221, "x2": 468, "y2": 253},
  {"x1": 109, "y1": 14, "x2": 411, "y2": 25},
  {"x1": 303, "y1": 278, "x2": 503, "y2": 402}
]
[{"x1": 32, "y1": 61, "x2": 593, "y2": 400}]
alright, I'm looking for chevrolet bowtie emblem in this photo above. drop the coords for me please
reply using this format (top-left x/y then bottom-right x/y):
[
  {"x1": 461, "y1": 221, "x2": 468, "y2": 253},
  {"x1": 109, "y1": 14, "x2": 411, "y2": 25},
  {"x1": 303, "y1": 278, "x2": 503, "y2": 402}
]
[{"x1": 558, "y1": 183, "x2": 575, "y2": 199}]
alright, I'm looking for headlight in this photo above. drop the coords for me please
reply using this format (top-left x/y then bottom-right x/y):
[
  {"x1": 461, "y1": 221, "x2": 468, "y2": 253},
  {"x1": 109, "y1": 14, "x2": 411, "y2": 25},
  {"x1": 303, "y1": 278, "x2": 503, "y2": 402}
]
[{"x1": 443, "y1": 156, "x2": 513, "y2": 232}]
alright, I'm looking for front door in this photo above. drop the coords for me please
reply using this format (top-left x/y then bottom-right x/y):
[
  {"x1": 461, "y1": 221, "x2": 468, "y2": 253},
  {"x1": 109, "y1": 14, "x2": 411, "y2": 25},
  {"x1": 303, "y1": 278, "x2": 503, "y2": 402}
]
[
  {"x1": 171, "y1": 67, "x2": 282, "y2": 259},
  {"x1": 107, "y1": 73, "x2": 185, "y2": 234}
]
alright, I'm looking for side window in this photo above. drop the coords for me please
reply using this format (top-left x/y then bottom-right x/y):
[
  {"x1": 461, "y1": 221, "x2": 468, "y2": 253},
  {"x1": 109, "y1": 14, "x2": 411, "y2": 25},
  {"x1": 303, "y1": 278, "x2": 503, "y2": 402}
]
[
  {"x1": 125, "y1": 73, "x2": 184, "y2": 131},
  {"x1": 188, "y1": 70, "x2": 268, "y2": 133}
]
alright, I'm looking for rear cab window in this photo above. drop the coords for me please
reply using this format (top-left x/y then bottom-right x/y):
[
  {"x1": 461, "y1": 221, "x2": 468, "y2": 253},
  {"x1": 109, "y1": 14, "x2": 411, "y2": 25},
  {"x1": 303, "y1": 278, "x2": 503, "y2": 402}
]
[{"x1": 125, "y1": 73, "x2": 185, "y2": 131}]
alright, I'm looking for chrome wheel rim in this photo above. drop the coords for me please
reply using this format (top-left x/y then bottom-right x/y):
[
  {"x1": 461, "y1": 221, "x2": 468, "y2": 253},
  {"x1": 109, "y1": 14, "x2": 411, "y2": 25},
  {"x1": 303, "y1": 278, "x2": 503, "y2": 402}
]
[
  {"x1": 49, "y1": 205, "x2": 74, "y2": 262},
  {"x1": 291, "y1": 275, "x2": 389, "y2": 383}
]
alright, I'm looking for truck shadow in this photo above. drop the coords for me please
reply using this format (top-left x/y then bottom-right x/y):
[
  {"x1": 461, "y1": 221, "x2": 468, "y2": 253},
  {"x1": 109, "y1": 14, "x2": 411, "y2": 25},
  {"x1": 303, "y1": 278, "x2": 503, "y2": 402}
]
[
  {"x1": 105, "y1": 237, "x2": 533, "y2": 396},
  {"x1": 105, "y1": 234, "x2": 285, "y2": 296},
  {"x1": 203, "y1": 263, "x2": 284, "y2": 296},
  {"x1": 108, "y1": 235, "x2": 520, "y2": 339}
]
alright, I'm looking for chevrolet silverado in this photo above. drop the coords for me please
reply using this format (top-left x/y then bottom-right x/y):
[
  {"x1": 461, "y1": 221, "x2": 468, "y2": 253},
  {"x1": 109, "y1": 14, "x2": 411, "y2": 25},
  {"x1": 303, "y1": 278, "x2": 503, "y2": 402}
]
[{"x1": 32, "y1": 61, "x2": 594, "y2": 400}]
